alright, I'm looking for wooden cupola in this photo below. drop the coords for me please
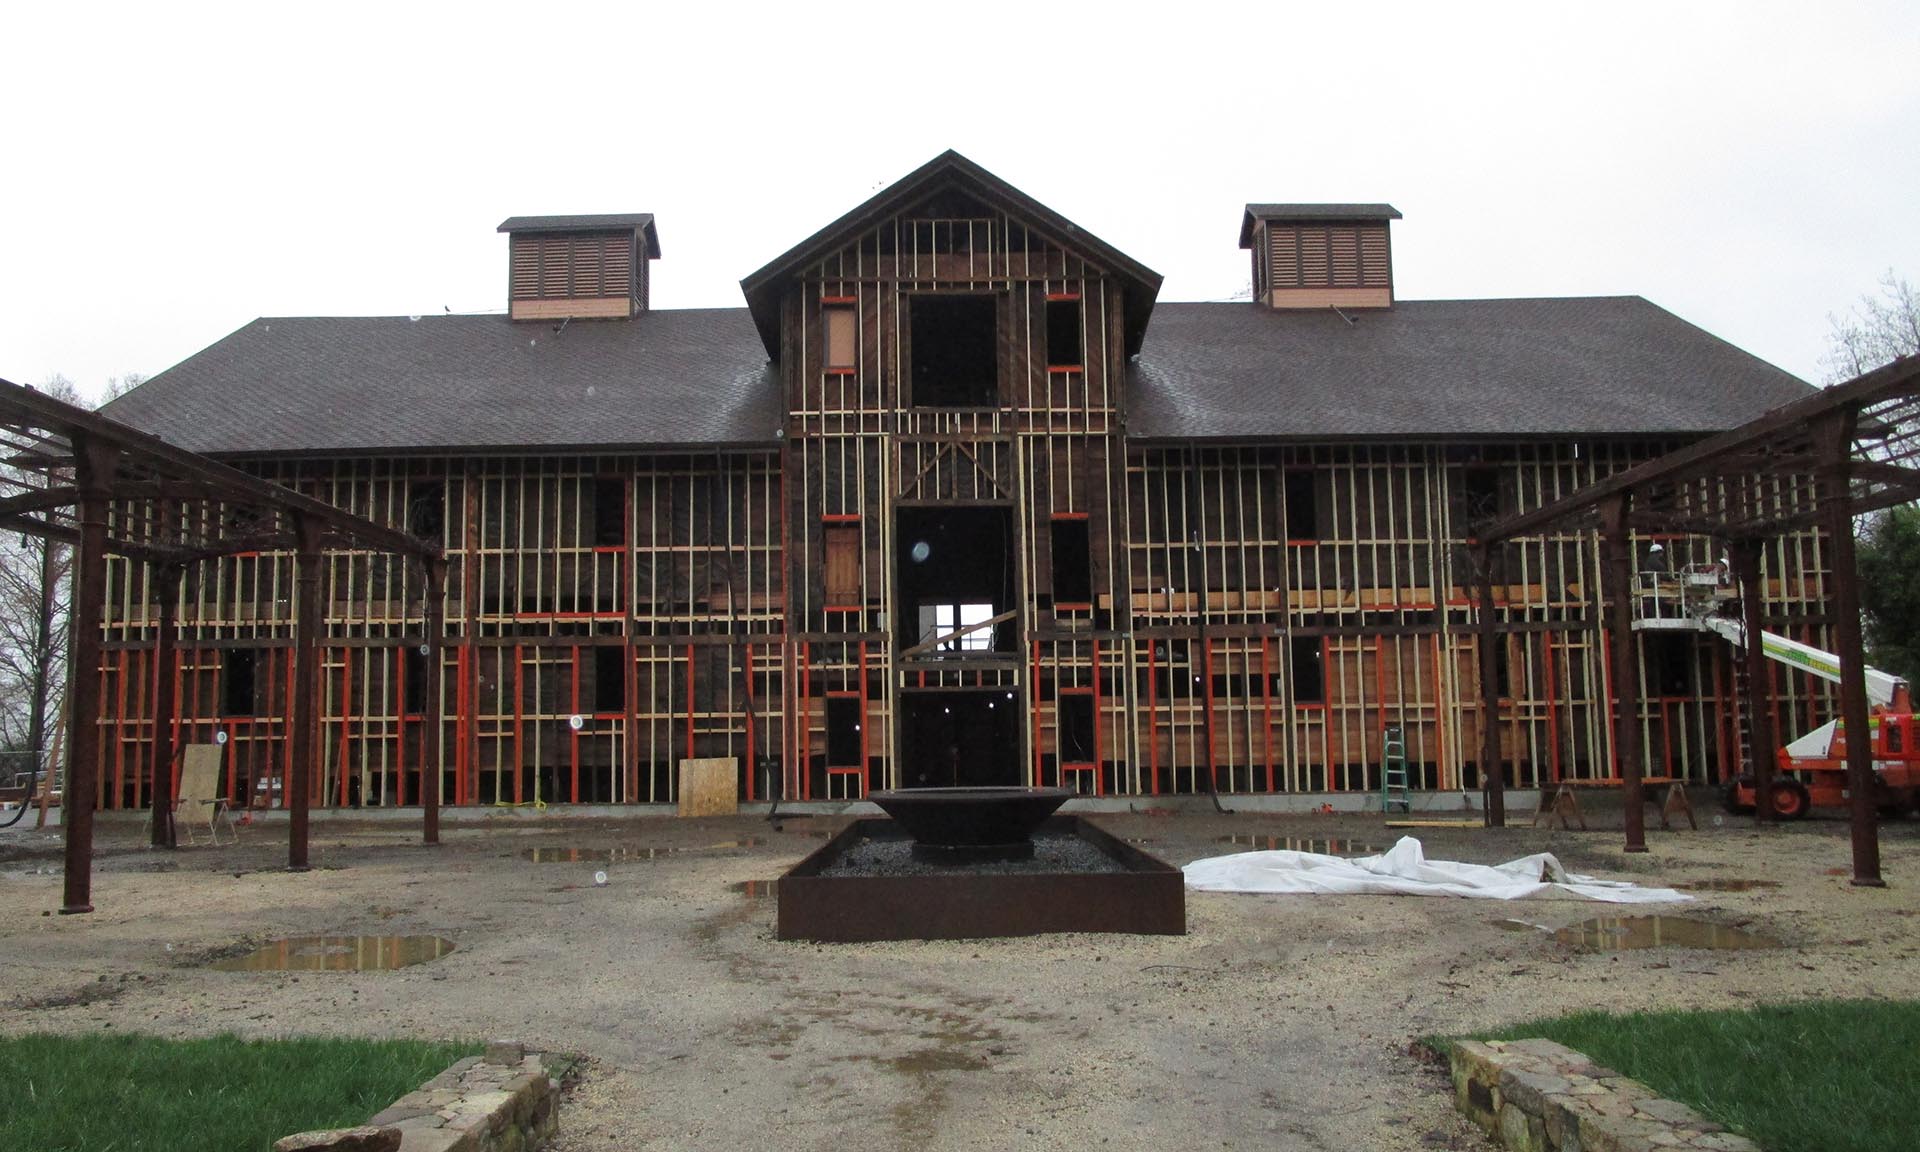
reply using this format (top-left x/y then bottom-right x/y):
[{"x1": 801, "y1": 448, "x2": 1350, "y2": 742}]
[
  {"x1": 1239, "y1": 204, "x2": 1400, "y2": 310},
  {"x1": 497, "y1": 213, "x2": 661, "y2": 321}
]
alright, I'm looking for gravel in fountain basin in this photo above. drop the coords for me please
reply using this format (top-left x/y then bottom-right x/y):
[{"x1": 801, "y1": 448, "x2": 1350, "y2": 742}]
[{"x1": 818, "y1": 831, "x2": 1128, "y2": 877}]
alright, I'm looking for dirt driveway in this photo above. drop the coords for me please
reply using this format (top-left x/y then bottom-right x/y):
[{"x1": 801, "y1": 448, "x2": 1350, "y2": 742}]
[{"x1": 2, "y1": 806, "x2": 1914, "y2": 1151}]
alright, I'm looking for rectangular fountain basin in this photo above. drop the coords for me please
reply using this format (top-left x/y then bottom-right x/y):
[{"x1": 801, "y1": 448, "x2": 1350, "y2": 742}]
[{"x1": 776, "y1": 815, "x2": 1185, "y2": 942}]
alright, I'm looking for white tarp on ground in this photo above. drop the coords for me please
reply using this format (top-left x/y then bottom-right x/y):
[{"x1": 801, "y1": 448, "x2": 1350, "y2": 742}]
[{"x1": 1181, "y1": 836, "x2": 1691, "y2": 903}]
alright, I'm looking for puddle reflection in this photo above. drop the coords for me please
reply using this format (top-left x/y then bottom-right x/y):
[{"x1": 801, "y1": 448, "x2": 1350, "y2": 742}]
[
  {"x1": 212, "y1": 935, "x2": 456, "y2": 972},
  {"x1": 1555, "y1": 916, "x2": 1778, "y2": 952}
]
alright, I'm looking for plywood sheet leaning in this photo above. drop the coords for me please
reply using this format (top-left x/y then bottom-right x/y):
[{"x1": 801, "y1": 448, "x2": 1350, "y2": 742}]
[{"x1": 677, "y1": 757, "x2": 738, "y2": 817}]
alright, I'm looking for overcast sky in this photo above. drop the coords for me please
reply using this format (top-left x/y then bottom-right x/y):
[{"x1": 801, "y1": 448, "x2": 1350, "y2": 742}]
[{"x1": 6, "y1": 1, "x2": 1917, "y2": 405}]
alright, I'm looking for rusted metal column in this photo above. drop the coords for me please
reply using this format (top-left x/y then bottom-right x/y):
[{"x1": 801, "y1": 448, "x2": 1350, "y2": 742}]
[
  {"x1": 422, "y1": 557, "x2": 446, "y2": 846},
  {"x1": 1726, "y1": 539, "x2": 1777, "y2": 826},
  {"x1": 148, "y1": 564, "x2": 184, "y2": 849},
  {"x1": 61, "y1": 438, "x2": 114, "y2": 914},
  {"x1": 1814, "y1": 413, "x2": 1883, "y2": 885},
  {"x1": 1474, "y1": 544, "x2": 1505, "y2": 827},
  {"x1": 289, "y1": 514, "x2": 324, "y2": 873},
  {"x1": 1600, "y1": 494, "x2": 1647, "y2": 853}
]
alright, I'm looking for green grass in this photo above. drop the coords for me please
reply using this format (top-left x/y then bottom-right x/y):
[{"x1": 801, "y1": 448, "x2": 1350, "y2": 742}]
[
  {"x1": 1465, "y1": 1000, "x2": 1920, "y2": 1152},
  {"x1": 0, "y1": 1033, "x2": 480, "y2": 1152}
]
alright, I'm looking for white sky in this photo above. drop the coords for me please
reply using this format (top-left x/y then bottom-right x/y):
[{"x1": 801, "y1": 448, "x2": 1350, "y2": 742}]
[{"x1": 5, "y1": 1, "x2": 1917, "y2": 405}]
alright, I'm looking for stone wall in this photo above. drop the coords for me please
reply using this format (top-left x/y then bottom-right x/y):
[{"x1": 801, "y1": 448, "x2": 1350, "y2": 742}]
[
  {"x1": 1450, "y1": 1037, "x2": 1758, "y2": 1152},
  {"x1": 275, "y1": 1043, "x2": 562, "y2": 1152}
]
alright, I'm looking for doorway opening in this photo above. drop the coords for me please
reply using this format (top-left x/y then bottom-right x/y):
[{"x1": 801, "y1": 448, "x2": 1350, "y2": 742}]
[{"x1": 899, "y1": 690, "x2": 1021, "y2": 788}]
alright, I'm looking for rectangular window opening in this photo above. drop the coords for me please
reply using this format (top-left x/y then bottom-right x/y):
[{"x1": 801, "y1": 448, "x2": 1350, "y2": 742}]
[
  {"x1": 824, "y1": 304, "x2": 857, "y2": 372},
  {"x1": 826, "y1": 696, "x2": 862, "y2": 767},
  {"x1": 592, "y1": 477, "x2": 625, "y2": 547},
  {"x1": 403, "y1": 646, "x2": 429, "y2": 715},
  {"x1": 1045, "y1": 298, "x2": 1082, "y2": 368},
  {"x1": 222, "y1": 649, "x2": 257, "y2": 716},
  {"x1": 1289, "y1": 636, "x2": 1324, "y2": 703},
  {"x1": 1050, "y1": 518, "x2": 1092, "y2": 605},
  {"x1": 1646, "y1": 633, "x2": 1692, "y2": 697},
  {"x1": 1463, "y1": 467, "x2": 1501, "y2": 524},
  {"x1": 1059, "y1": 693, "x2": 1096, "y2": 763},
  {"x1": 917, "y1": 603, "x2": 995, "y2": 652},
  {"x1": 1284, "y1": 471, "x2": 1320, "y2": 540},
  {"x1": 909, "y1": 294, "x2": 998, "y2": 406},
  {"x1": 408, "y1": 481, "x2": 445, "y2": 541},
  {"x1": 594, "y1": 646, "x2": 626, "y2": 712}
]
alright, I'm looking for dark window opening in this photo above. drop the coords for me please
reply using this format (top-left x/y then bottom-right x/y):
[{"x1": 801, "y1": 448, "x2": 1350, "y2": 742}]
[
  {"x1": 895, "y1": 506, "x2": 1013, "y2": 654},
  {"x1": 1462, "y1": 467, "x2": 1500, "y2": 525},
  {"x1": 1285, "y1": 471, "x2": 1320, "y2": 540},
  {"x1": 408, "y1": 481, "x2": 445, "y2": 541},
  {"x1": 592, "y1": 477, "x2": 625, "y2": 546},
  {"x1": 825, "y1": 305, "x2": 856, "y2": 370},
  {"x1": 222, "y1": 649, "x2": 257, "y2": 716},
  {"x1": 1059, "y1": 693, "x2": 1096, "y2": 763},
  {"x1": 1290, "y1": 636, "x2": 1324, "y2": 703},
  {"x1": 826, "y1": 696, "x2": 862, "y2": 767},
  {"x1": 594, "y1": 646, "x2": 626, "y2": 712},
  {"x1": 1045, "y1": 298, "x2": 1082, "y2": 368},
  {"x1": 1050, "y1": 518, "x2": 1092, "y2": 605},
  {"x1": 909, "y1": 294, "x2": 998, "y2": 407},
  {"x1": 1645, "y1": 633, "x2": 1692, "y2": 697},
  {"x1": 403, "y1": 646, "x2": 429, "y2": 715},
  {"x1": 1493, "y1": 637, "x2": 1512, "y2": 698}
]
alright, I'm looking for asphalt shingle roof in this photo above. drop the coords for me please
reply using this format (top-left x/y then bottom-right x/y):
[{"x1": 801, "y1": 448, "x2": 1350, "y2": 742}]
[
  {"x1": 101, "y1": 310, "x2": 778, "y2": 454},
  {"x1": 1126, "y1": 298, "x2": 1814, "y2": 440},
  {"x1": 101, "y1": 297, "x2": 1812, "y2": 456}
]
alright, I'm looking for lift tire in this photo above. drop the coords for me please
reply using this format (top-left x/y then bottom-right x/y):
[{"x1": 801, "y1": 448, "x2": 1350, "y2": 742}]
[
  {"x1": 1722, "y1": 777, "x2": 1755, "y2": 815},
  {"x1": 1767, "y1": 779, "x2": 1811, "y2": 821}
]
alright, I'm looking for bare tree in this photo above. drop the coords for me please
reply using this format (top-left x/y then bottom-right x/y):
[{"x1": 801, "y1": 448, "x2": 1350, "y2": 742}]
[
  {"x1": 0, "y1": 375, "x2": 83, "y2": 769},
  {"x1": 101, "y1": 371, "x2": 147, "y2": 403},
  {"x1": 1822, "y1": 271, "x2": 1920, "y2": 383}
]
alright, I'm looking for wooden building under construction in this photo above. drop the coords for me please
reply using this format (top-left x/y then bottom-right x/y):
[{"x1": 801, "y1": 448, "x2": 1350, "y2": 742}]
[{"x1": 98, "y1": 151, "x2": 1826, "y2": 813}]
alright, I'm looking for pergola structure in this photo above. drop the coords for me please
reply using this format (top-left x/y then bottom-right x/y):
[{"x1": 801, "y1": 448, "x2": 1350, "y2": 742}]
[
  {"x1": 0, "y1": 377, "x2": 445, "y2": 913},
  {"x1": 1474, "y1": 354, "x2": 1920, "y2": 886}
]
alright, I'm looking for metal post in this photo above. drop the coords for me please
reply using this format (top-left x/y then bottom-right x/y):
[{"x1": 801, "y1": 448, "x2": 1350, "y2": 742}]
[
  {"x1": 1726, "y1": 540, "x2": 1777, "y2": 826},
  {"x1": 148, "y1": 563, "x2": 183, "y2": 849},
  {"x1": 1815, "y1": 413, "x2": 1883, "y2": 885},
  {"x1": 1600, "y1": 494, "x2": 1647, "y2": 853},
  {"x1": 1474, "y1": 544, "x2": 1506, "y2": 826},
  {"x1": 61, "y1": 438, "x2": 113, "y2": 913},
  {"x1": 422, "y1": 557, "x2": 446, "y2": 846},
  {"x1": 289, "y1": 513, "x2": 324, "y2": 873}
]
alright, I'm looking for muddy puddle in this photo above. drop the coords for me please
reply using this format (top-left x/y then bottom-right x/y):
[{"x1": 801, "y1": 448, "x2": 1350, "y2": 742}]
[
  {"x1": 730, "y1": 880, "x2": 778, "y2": 898},
  {"x1": 1214, "y1": 835, "x2": 1381, "y2": 855},
  {"x1": 211, "y1": 935, "x2": 456, "y2": 971},
  {"x1": 1554, "y1": 915, "x2": 1779, "y2": 952}
]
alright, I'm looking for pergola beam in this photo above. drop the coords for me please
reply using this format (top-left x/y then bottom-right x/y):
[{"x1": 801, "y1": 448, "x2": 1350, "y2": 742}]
[
  {"x1": 1474, "y1": 355, "x2": 1920, "y2": 884},
  {"x1": 0, "y1": 377, "x2": 449, "y2": 913}
]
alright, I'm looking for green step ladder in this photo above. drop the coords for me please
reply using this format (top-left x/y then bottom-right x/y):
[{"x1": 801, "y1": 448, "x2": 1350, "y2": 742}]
[{"x1": 1381, "y1": 724, "x2": 1412, "y2": 814}]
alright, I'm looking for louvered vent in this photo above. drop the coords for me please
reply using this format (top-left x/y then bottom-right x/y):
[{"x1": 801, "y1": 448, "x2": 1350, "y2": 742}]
[
  {"x1": 1243, "y1": 205, "x2": 1398, "y2": 309},
  {"x1": 498, "y1": 213, "x2": 658, "y2": 322},
  {"x1": 1269, "y1": 225, "x2": 1390, "y2": 290}
]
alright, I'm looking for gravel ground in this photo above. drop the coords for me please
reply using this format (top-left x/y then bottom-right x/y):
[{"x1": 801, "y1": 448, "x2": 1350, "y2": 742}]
[{"x1": 1, "y1": 803, "x2": 1915, "y2": 1152}]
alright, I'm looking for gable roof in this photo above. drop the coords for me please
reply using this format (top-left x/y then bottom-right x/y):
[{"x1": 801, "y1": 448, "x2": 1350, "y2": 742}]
[
  {"x1": 101, "y1": 309, "x2": 776, "y2": 455},
  {"x1": 739, "y1": 150, "x2": 1163, "y2": 359},
  {"x1": 1126, "y1": 297, "x2": 1815, "y2": 441},
  {"x1": 497, "y1": 213, "x2": 661, "y2": 258},
  {"x1": 1238, "y1": 203, "x2": 1401, "y2": 248}
]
